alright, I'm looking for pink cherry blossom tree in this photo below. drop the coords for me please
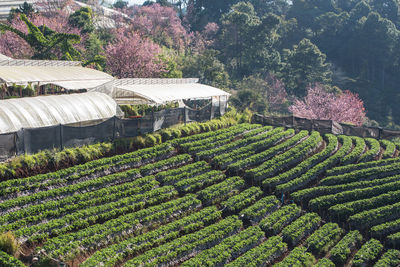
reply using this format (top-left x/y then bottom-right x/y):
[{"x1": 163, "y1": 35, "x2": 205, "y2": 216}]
[
  {"x1": 289, "y1": 84, "x2": 366, "y2": 126},
  {"x1": 132, "y1": 3, "x2": 189, "y2": 50},
  {"x1": 105, "y1": 28, "x2": 166, "y2": 78},
  {"x1": 266, "y1": 74, "x2": 288, "y2": 112},
  {"x1": 0, "y1": 11, "x2": 82, "y2": 59}
]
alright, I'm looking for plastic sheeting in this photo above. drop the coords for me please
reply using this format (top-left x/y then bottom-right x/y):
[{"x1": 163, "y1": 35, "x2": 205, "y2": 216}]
[
  {"x1": 108, "y1": 79, "x2": 230, "y2": 105},
  {"x1": 0, "y1": 66, "x2": 114, "y2": 88},
  {"x1": 0, "y1": 92, "x2": 120, "y2": 134}
]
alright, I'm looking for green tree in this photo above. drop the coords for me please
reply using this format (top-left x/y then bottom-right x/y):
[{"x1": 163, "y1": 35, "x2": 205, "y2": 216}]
[
  {"x1": 69, "y1": 7, "x2": 94, "y2": 33},
  {"x1": 113, "y1": 0, "x2": 128, "y2": 9},
  {"x1": 0, "y1": 14, "x2": 81, "y2": 60},
  {"x1": 181, "y1": 50, "x2": 231, "y2": 89},
  {"x1": 281, "y1": 38, "x2": 332, "y2": 96},
  {"x1": 8, "y1": 2, "x2": 36, "y2": 22}
]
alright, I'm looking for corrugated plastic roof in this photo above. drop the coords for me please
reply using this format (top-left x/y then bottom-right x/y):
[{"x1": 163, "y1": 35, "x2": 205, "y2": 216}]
[
  {"x1": 0, "y1": 66, "x2": 114, "y2": 89},
  {"x1": 110, "y1": 78, "x2": 230, "y2": 104},
  {"x1": 0, "y1": 92, "x2": 119, "y2": 134}
]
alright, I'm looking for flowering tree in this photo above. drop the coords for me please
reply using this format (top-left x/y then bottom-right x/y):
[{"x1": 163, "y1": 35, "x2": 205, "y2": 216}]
[
  {"x1": 132, "y1": 3, "x2": 189, "y2": 50},
  {"x1": 289, "y1": 84, "x2": 366, "y2": 126},
  {"x1": 0, "y1": 12, "x2": 82, "y2": 59},
  {"x1": 265, "y1": 74, "x2": 288, "y2": 112},
  {"x1": 105, "y1": 29, "x2": 166, "y2": 78}
]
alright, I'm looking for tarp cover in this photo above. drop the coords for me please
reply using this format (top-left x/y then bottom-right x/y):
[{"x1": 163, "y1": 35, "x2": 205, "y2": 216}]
[
  {"x1": 0, "y1": 66, "x2": 114, "y2": 88},
  {"x1": 0, "y1": 92, "x2": 119, "y2": 134},
  {"x1": 113, "y1": 83, "x2": 231, "y2": 104}
]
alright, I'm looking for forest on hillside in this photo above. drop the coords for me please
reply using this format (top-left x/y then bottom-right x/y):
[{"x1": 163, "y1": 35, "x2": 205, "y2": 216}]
[{"x1": 1, "y1": 0, "x2": 400, "y2": 128}]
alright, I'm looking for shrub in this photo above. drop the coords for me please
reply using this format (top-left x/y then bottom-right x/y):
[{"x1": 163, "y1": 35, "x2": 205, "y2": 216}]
[
  {"x1": 132, "y1": 136, "x2": 146, "y2": 148},
  {"x1": 171, "y1": 129, "x2": 182, "y2": 139},
  {"x1": 144, "y1": 134, "x2": 158, "y2": 147},
  {"x1": 160, "y1": 129, "x2": 173, "y2": 142},
  {"x1": 0, "y1": 232, "x2": 19, "y2": 256},
  {"x1": 153, "y1": 133, "x2": 162, "y2": 144}
]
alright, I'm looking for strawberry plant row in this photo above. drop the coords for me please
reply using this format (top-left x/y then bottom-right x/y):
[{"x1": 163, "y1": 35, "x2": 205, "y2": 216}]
[
  {"x1": 240, "y1": 195, "x2": 280, "y2": 224},
  {"x1": 276, "y1": 135, "x2": 352, "y2": 193},
  {"x1": 123, "y1": 216, "x2": 242, "y2": 267},
  {"x1": 181, "y1": 226, "x2": 264, "y2": 267},
  {"x1": 352, "y1": 239, "x2": 383, "y2": 267},
  {"x1": 196, "y1": 176, "x2": 245, "y2": 206},
  {"x1": 81, "y1": 206, "x2": 222, "y2": 267},
  {"x1": 42, "y1": 195, "x2": 201, "y2": 261},
  {"x1": 221, "y1": 187, "x2": 263, "y2": 213},
  {"x1": 227, "y1": 130, "x2": 310, "y2": 173},
  {"x1": 261, "y1": 134, "x2": 338, "y2": 189},
  {"x1": 226, "y1": 235, "x2": 287, "y2": 267},
  {"x1": 195, "y1": 126, "x2": 273, "y2": 160},
  {"x1": 259, "y1": 204, "x2": 302, "y2": 236},
  {"x1": 329, "y1": 230, "x2": 363, "y2": 266},
  {"x1": 212, "y1": 128, "x2": 293, "y2": 169},
  {"x1": 245, "y1": 131, "x2": 321, "y2": 181},
  {"x1": 281, "y1": 212, "x2": 321, "y2": 246}
]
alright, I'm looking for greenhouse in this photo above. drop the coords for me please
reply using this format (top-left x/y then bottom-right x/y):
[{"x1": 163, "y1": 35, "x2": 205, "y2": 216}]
[
  {"x1": 107, "y1": 78, "x2": 231, "y2": 105},
  {"x1": 0, "y1": 65, "x2": 114, "y2": 91},
  {"x1": 0, "y1": 92, "x2": 121, "y2": 134}
]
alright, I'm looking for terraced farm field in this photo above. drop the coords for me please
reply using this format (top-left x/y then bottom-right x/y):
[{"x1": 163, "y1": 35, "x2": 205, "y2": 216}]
[{"x1": 2, "y1": 122, "x2": 400, "y2": 266}]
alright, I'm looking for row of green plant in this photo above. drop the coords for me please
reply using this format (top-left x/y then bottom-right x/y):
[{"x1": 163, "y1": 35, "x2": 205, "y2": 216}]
[
  {"x1": 276, "y1": 135, "x2": 352, "y2": 193},
  {"x1": 17, "y1": 186, "x2": 178, "y2": 243},
  {"x1": 0, "y1": 112, "x2": 239, "y2": 181},
  {"x1": 259, "y1": 204, "x2": 302, "y2": 236},
  {"x1": 175, "y1": 170, "x2": 226, "y2": 194},
  {"x1": 292, "y1": 173, "x2": 400, "y2": 202},
  {"x1": 245, "y1": 131, "x2": 321, "y2": 181},
  {"x1": 304, "y1": 223, "x2": 343, "y2": 254},
  {"x1": 352, "y1": 239, "x2": 383, "y2": 267},
  {"x1": 381, "y1": 139, "x2": 397, "y2": 159},
  {"x1": 327, "y1": 156, "x2": 400, "y2": 177},
  {"x1": 240, "y1": 195, "x2": 280, "y2": 224},
  {"x1": 0, "y1": 154, "x2": 191, "y2": 214},
  {"x1": 123, "y1": 216, "x2": 242, "y2": 266},
  {"x1": 0, "y1": 250, "x2": 25, "y2": 267},
  {"x1": 329, "y1": 230, "x2": 363, "y2": 266},
  {"x1": 206, "y1": 126, "x2": 284, "y2": 163},
  {"x1": 227, "y1": 129, "x2": 308, "y2": 173},
  {"x1": 388, "y1": 232, "x2": 400, "y2": 247},
  {"x1": 320, "y1": 161, "x2": 400, "y2": 186},
  {"x1": 42, "y1": 195, "x2": 201, "y2": 261},
  {"x1": 281, "y1": 212, "x2": 321, "y2": 246},
  {"x1": 155, "y1": 161, "x2": 210, "y2": 184},
  {"x1": 348, "y1": 201, "x2": 400, "y2": 229},
  {"x1": 226, "y1": 235, "x2": 287, "y2": 267},
  {"x1": 372, "y1": 218, "x2": 400, "y2": 238},
  {"x1": 308, "y1": 178, "x2": 400, "y2": 211},
  {"x1": 328, "y1": 189, "x2": 400, "y2": 220},
  {"x1": 179, "y1": 124, "x2": 257, "y2": 153},
  {"x1": 261, "y1": 134, "x2": 338, "y2": 189},
  {"x1": 182, "y1": 226, "x2": 264, "y2": 267},
  {"x1": 374, "y1": 249, "x2": 400, "y2": 267},
  {"x1": 315, "y1": 258, "x2": 335, "y2": 267},
  {"x1": 340, "y1": 136, "x2": 366, "y2": 165},
  {"x1": 80, "y1": 206, "x2": 222, "y2": 267},
  {"x1": 196, "y1": 176, "x2": 245, "y2": 206},
  {"x1": 274, "y1": 246, "x2": 315, "y2": 267},
  {"x1": 0, "y1": 175, "x2": 159, "y2": 233},
  {"x1": 358, "y1": 138, "x2": 381, "y2": 162},
  {"x1": 0, "y1": 143, "x2": 174, "y2": 198},
  {"x1": 221, "y1": 187, "x2": 262, "y2": 213},
  {"x1": 195, "y1": 126, "x2": 273, "y2": 160},
  {"x1": 212, "y1": 128, "x2": 293, "y2": 169}
]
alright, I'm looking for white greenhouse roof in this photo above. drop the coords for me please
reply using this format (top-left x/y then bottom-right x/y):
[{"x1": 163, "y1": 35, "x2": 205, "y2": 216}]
[
  {"x1": 111, "y1": 78, "x2": 230, "y2": 104},
  {"x1": 0, "y1": 92, "x2": 119, "y2": 134},
  {"x1": 0, "y1": 66, "x2": 114, "y2": 89},
  {"x1": 0, "y1": 53, "x2": 12, "y2": 61}
]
